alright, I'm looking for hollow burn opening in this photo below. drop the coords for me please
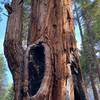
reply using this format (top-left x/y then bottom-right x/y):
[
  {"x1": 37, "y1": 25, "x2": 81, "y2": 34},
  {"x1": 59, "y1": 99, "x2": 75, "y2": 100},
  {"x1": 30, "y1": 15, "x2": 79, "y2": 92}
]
[
  {"x1": 28, "y1": 43, "x2": 45, "y2": 96},
  {"x1": 69, "y1": 48, "x2": 85, "y2": 100},
  {"x1": 67, "y1": 9, "x2": 71, "y2": 21}
]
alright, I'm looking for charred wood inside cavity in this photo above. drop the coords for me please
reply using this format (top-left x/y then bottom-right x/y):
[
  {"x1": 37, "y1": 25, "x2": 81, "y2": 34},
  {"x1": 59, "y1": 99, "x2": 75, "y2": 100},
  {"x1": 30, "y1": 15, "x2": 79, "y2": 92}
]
[
  {"x1": 28, "y1": 43, "x2": 45, "y2": 96},
  {"x1": 67, "y1": 9, "x2": 71, "y2": 22},
  {"x1": 69, "y1": 48, "x2": 86, "y2": 100}
]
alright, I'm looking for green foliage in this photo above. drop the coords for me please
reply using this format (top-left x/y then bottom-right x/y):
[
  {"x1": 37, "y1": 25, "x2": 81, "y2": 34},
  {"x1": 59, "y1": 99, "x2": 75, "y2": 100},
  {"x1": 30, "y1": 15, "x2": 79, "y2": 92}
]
[
  {"x1": 0, "y1": 54, "x2": 4, "y2": 82},
  {"x1": 80, "y1": 50, "x2": 89, "y2": 79},
  {"x1": 0, "y1": 54, "x2": 14, "y2": 100},
  {"x1": 0, "y1": 54, "x2": 4, "y2": 96},
  {"x1": 0, "y1": 85, "x2": 14, "y2": 100},
  {"x1": 81, "y1": 0, "x2": 100, "y2": 41},
  {"x1": 75, "y1": 0, "x2": 100, "y2": 41},
  {"x1": 3, "y1": 85, "x2": 14, "y2": 100},
  {"x1": 0, "y1": 54, "x2": 5, "y2": 99},
  {"x1": 90, "y1": 0, "x2": 100, "y2": 41},
  {"x1": 24, "y1": 0, "x2": 31, "y2": 5}
]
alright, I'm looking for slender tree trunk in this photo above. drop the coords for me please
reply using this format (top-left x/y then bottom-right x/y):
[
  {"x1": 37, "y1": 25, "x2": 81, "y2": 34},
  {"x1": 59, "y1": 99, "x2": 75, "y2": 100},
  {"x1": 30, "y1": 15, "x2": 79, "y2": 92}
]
[
  {"x1": 85, "y1": 23, "x2": 99, "y2": 100},
  {"x1": 4, "y1": 0, "x2": 24, "y2": 100},
  {"x1": 89, "y1": 70, "x2": 99, "y2": 100},
  {"x1": 4, "y1": 0, "x2": 87, "y2": 100}
]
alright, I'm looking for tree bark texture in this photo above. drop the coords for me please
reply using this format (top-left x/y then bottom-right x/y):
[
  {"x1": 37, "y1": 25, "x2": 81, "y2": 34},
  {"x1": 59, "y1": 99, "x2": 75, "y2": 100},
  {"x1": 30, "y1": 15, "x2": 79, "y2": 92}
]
[
  {"x1": 4, "y1": 0, "x2": 24, "y2": 100},
  {"x1": 4, "y1": 0, "x2": 87, "y2": 100}
]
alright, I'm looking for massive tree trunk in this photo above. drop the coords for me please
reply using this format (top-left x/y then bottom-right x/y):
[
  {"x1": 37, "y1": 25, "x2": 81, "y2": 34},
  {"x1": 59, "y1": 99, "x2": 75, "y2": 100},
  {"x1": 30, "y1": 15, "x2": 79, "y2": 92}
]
[{"x1": 4, "y1": 0, "x2": 87, "y2": 100}]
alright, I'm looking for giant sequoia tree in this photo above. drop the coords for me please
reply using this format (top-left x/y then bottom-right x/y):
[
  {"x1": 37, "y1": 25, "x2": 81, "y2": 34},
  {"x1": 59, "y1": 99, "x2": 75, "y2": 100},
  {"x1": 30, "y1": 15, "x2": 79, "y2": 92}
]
[{"x1": 4, "y1": 0, "x2": 87, "y2": 100}]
